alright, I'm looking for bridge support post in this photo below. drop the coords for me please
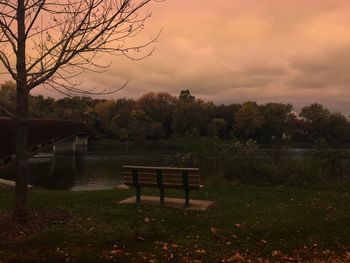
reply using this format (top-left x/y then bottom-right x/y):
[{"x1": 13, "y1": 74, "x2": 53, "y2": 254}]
[
  {"x1": 52, "y1": 135, "x2": 88, "y2": 154},
  {"x1": 74, "y1": 135, "x2": 88, "y2": 153},
  {"x1": 53, "y1": 139, "x2": 77, "y2": 154}
]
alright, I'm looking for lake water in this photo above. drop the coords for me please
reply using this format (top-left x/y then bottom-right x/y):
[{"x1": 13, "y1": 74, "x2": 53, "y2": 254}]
[
  {"x1": 1, "y1": 143, "x2": 175, "y2": 191},
  {"x1": 0, "y1": 142, "x2": 322, "y2": 191}
]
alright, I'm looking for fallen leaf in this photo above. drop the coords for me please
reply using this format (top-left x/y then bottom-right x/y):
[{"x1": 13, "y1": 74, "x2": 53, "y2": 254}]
[
  {"x1": 136, "y1": 236, "x2": 145, "y2": 241},
  {"x1": 210, "y1": 227, "x2": 218, "y2": 234}
]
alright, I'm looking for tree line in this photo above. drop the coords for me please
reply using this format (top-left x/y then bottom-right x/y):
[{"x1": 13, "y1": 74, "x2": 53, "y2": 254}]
[{"x1": 1, "y1": 81, "x2": 350, "y2": 143}]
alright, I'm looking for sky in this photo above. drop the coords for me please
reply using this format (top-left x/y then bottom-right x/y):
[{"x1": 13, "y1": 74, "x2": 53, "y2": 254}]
[{"x1": 5, "y1": 0, "x2": 350, "y2": 113}]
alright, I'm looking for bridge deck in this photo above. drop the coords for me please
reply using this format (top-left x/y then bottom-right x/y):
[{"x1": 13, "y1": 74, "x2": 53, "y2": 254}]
[{"x1": 0, "y1": 117, "x2": 87, "y2": 169}]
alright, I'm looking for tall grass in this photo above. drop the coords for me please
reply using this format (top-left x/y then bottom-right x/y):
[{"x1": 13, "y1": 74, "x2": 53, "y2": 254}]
[{"x1": 168, "y1": 134, "x2": 350, "y2": 188}]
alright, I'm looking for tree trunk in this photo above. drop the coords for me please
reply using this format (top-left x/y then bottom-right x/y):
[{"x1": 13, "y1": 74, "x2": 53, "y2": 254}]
[
  {"x1": 13, "y1": 0, "x2": 29, "y2": 219},
  {"x1": 14, "y1": 84, "x2": 29, "y2": 219}
]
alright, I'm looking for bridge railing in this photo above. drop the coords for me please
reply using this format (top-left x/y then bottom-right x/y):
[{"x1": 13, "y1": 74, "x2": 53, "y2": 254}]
[{"x1": 0, "y1": 117, "x2": 88, "y2": 161}]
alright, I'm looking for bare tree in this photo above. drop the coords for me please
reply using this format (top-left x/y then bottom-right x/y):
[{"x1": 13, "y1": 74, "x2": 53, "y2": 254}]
[{"x1": 0, "y1": 0, "x2": 160, "y2": 218}]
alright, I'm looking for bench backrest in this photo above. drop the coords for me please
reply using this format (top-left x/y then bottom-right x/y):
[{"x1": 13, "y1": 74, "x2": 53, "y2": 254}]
[{"x1": 122, "y1": 165, "x2": 200, "y2": 190}]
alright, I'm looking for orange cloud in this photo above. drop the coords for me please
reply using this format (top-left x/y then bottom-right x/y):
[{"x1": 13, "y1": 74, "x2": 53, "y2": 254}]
[{"x1": 3, "y1": 0, "x2": 350, "y2": 113}]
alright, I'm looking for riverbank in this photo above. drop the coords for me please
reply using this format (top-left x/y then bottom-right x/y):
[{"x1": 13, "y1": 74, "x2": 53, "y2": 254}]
[
  {"x1": 1, "y1": 185, "x2": 349, "y2": 262},
  {"x1": 89, "y1": 137, "x2": 350, "y2": 151}
]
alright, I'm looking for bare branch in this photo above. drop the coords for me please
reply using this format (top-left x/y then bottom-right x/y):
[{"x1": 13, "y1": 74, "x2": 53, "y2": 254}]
[{"x1": 0, "y1": 0, "x2": 160, "y2": 95}]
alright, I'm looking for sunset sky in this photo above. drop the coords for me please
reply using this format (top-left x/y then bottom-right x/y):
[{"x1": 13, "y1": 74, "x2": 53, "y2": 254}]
[{"x1": 8, "y1": 0, "x2": 350, "y2": 113}]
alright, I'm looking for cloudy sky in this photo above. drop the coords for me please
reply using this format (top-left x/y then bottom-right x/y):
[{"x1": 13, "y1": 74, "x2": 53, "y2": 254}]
[{"x1": 14, "y1": 1, "x2": 350, "y2": 113}]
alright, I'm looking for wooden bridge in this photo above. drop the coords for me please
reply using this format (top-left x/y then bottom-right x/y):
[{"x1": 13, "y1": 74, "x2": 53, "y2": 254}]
[{"x1": 0, "y1": 117, "x2": 88, "y2": 171}]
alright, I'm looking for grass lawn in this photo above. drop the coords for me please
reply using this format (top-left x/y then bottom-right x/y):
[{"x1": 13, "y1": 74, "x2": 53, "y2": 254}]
[{"x1": 0, "y1": 185, "x2": 350, "y2": 262}]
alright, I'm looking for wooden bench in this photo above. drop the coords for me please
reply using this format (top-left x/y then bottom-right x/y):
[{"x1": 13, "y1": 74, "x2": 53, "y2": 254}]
[
  {"x1": 0, "y1": 178, "x2": 33, "y2": 190},
  {"x1": 122, "y1": 165, "x2": 200, "y2": 207}
]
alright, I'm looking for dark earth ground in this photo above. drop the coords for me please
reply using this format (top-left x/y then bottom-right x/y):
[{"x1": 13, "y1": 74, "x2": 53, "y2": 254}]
[{"x1": 0, "y1": 208, "x2": 71, "y2": 242}]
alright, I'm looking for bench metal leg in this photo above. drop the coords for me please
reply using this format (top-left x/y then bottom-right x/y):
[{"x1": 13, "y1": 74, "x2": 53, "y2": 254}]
[
  {"x1": 160, "y1": 188, "x2": 165, "y2": 205},
  {"x1": 183, "y1": 171, "x2": 190, "y2": 208},
  {"x1": 136, "y1": 186, "x2": 141, "y2": 204},
  {"x1": 185, "y1": 189, "x2": 190, "y2": 208}
]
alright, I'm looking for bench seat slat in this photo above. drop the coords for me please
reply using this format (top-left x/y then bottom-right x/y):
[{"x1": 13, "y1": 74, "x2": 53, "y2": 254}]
[
  {"x1": 123, "y1": 170, "x2": 199, "y2": 176},
  {"x1": 123, "y1": 178, "x2": 200, "y2": 184},
  {"x1": 123, "y1": 171, "x2": 200, "y2": 177},
  {"x1": 123, "y1": 165, "x2": 199, "y2": 172},
  {"x1": 123, "y1": 173, "x2": 200, "y2": 180},
  {"x1": 124, "y1": 182, "x2": 200, "y2": 190}
]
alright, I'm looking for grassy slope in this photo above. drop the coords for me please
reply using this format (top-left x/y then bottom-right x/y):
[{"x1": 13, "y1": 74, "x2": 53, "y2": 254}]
[{"x1": 0, "y1": 186, "x2": 349, "y2": 262}]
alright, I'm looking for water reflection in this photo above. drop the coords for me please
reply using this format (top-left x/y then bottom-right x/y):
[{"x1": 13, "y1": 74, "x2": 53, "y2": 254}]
[{"x1": 0, "y1": 146, "x2": 171, "y2": 191}]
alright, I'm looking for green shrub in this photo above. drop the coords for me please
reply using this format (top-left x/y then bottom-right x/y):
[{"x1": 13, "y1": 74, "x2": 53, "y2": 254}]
[{"x1": 169, "y1": 134, "x2": 350, "y2": 188}]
